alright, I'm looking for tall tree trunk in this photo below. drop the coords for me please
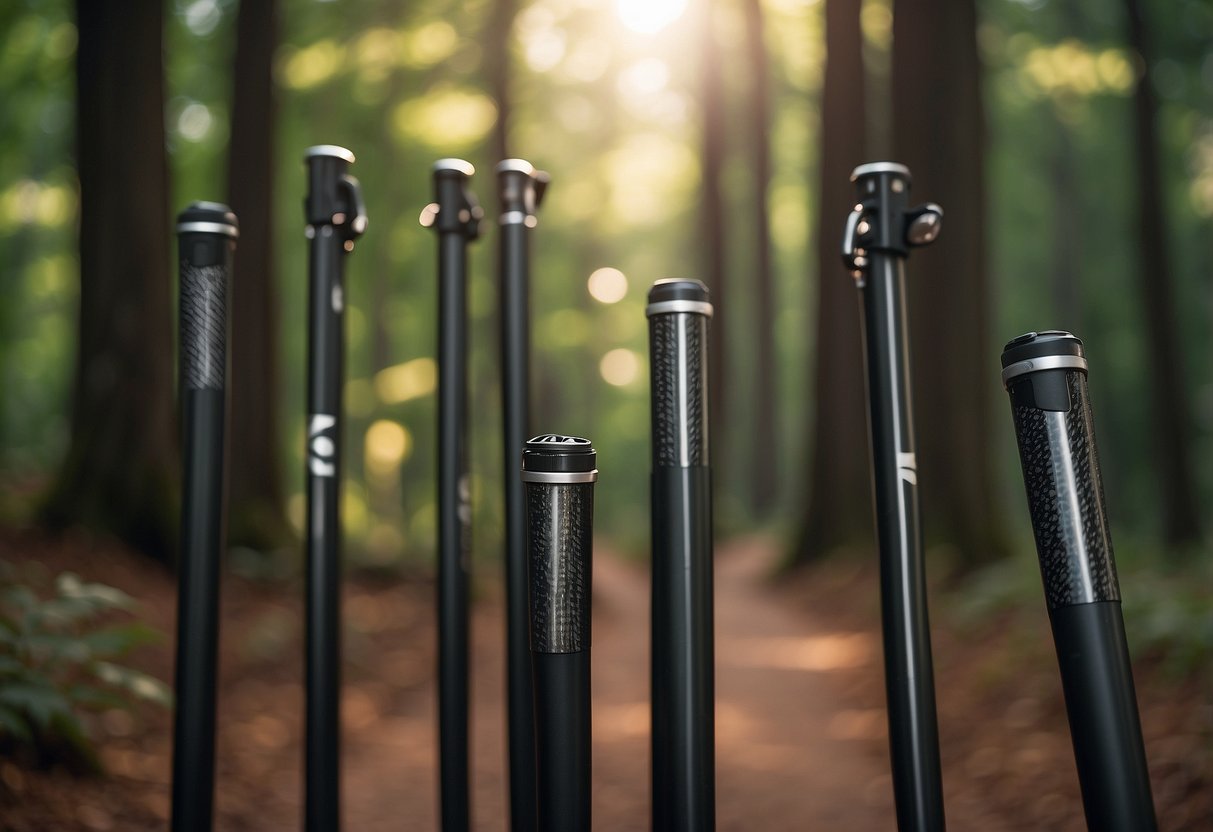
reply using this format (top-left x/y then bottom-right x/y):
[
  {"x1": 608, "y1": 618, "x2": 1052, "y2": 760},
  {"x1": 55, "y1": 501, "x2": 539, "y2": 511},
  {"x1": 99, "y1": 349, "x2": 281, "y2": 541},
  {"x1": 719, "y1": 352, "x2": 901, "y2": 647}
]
[
  {"x1": 892, "y1": 0, "x2": 1004, "y2": 565},
  {"x1": 487, "y1": 0, "x2": 515, "y2": 163},
  {"x1": 699, "y1": 0, "x2": 729, "y2": 489},
  {"x1": 1049, "y1": 115, "x2": 1083, "y2": 331},
  {"x1": 791, "y1": 0, "x2": 871, "y2": 564},
  {"x1": 225, "y1": 0, "x2": 290, "y2": 552},
  {"x1": 1124, "y1": 0, "x2": 1202, "y2": 547},
  {"x1": 42, "y1": 0, "x2": 176, "y2": 561},
  {"x1": 742, "y1": 0, "x2": 779, "y2": 515}
]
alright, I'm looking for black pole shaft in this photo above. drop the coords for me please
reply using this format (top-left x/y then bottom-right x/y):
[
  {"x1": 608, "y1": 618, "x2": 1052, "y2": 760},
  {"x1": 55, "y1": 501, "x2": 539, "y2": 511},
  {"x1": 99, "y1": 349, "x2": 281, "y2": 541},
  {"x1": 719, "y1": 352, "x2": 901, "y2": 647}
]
[
  {"x1": 497, "y1": 159, "x2": 547, "y2": 832},
  {"x1": 844, "y1": 163, "x2": 945, "y2": 831},
  {"x1": 171, "y1": 202, "x2": 237, "y2": 832},
  {"x1": 1001, "y1": 331, "x2": 1157, "y2": 832},
  {"x1": 438, "y1": 228, "x2": 470, "y2": 832},
  {"x1": 429, "y1": 160, "x2": 481, "y2": 832},
  {"x1": 303, "y1": 145, "x2": 366, "y2": 832},
  {"x1": 522, "y1": 435, "x2": 596, "y2": 832},
  {"x1": 647, "y1": 280, "x2": 716, "y2": 832}
]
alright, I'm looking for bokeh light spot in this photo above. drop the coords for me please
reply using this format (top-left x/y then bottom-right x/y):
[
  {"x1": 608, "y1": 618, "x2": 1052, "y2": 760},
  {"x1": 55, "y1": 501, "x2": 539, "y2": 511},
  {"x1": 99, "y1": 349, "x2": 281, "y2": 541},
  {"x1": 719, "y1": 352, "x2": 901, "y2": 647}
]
[
  {"x1": 588, "y1": 267, "x2": 628, "y2": 304},
  {"x1": 177, "y1": 102, "x2": 213, "y2": 142},
  {"x1": 365, "y1": 420, "x2": 411, "y2": 479},
  {"x1": 600, "y1": 348, "x2": 640, "y2": 386},
  {"x1": 374, "y1": 358, "x2": 437, "y2": 404}
]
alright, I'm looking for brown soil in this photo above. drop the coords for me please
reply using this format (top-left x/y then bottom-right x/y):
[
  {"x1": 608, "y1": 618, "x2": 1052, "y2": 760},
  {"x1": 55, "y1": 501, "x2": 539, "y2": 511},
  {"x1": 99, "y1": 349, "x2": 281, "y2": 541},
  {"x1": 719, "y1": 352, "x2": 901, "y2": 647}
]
[{"x1": 1, "y1": 530, "x2": 1208, "y2": 830}]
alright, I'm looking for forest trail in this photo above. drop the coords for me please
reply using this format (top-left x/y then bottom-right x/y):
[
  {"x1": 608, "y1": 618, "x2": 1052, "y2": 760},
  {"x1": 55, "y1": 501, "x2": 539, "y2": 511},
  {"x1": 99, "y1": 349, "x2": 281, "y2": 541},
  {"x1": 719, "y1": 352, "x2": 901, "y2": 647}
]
[
  {"x1": 344, "y1": 538, "x2": 896, "y2": 830},
  {"x1": 6, "y1": 532, "x2": 1204, "y2": 831}
]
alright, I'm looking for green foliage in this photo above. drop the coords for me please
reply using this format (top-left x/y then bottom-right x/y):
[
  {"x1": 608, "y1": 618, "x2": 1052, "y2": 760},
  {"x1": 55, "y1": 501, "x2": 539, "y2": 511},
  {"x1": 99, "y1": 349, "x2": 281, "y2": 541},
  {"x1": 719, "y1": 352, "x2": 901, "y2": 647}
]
[
  {"x1": 1, "y1": 0, "x2": 1209, "y2": 565},
  {"x1": 0, "y1": 561, "x2": 171, "y2": 772},
  {"x1": 948, "y1": 540, "x2": 1213, "y2": 680},
  {"x1": 1115, "y1": 543, "x2": 1213, "y2": 679}
]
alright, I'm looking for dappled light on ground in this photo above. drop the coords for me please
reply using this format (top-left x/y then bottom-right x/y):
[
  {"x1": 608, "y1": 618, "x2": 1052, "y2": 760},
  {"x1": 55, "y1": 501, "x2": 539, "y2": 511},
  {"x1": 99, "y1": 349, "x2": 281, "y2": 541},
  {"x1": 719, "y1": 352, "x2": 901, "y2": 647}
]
[
  {"x1": 2, "y1": 532, "x2": 1209, "y2": 830},
  {"x1": 720, "y1": 632, "x2": 875, "y2": 672}
]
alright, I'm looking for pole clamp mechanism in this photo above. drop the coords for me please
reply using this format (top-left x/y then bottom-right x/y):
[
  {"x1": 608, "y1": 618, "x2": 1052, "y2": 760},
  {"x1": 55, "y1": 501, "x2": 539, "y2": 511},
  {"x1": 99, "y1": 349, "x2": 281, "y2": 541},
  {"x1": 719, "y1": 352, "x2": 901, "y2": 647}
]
[
  {"x1": 841, "y1": 161, "x2": 942, "y2": 282},
  {"x1": 303, "y1": 145, "x2": 368, "y2": 250},
  {"x1": 496, "y1": 159, "x2": 550, "y2": 226},
  {"x1": 421, "y1": 159, "x2": 484, "y2": 240}
]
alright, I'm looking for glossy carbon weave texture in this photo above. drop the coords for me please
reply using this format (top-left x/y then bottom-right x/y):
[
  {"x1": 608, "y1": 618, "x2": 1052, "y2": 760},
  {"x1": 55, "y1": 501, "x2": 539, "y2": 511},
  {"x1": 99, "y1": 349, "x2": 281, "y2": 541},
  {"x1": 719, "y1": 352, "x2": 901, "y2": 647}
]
[
  {"x1": 527, "y1": 482, "x2": 594, "y2": 653},
  {"x1": 180, "y1": 263, "x2": 227, "y2": 390},
  {"x1": 1012, "y1": 371, "x2": 1120, "y2": 608},
  {"x1": 649, "y1": 313, "x2": 708, "y2": 468}
]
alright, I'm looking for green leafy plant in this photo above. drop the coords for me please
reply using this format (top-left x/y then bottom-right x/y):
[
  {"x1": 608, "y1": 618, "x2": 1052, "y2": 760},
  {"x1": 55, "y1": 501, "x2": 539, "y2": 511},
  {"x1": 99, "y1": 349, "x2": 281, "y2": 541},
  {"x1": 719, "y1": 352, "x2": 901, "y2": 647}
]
[{"x1": 0, "y1": 561, "x2": 171, "y2": 772}]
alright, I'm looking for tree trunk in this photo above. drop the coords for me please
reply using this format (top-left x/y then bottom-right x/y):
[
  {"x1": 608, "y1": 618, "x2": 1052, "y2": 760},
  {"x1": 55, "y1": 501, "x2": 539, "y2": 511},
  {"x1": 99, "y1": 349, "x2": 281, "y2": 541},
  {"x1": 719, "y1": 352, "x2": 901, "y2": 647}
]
[
  {"x1": 487, "y1": 0, "x2": 515, "y2": 163},
  {"x1": 42, "y1": 0, "x2": 176, "y2": 561},
  {"x1": 891, "y1": 0, "x2": 1005, "y2": 566},
  {"x1": 224, "y1": 0, "x2": 290, "y2": 552},
  {"x1": 1049, "y1": 115, "x2": 1083, "y2": 331},
  {"x1": 791, "y1": 0, "x2": 872, "y2": 564},
  {"x1": 699, "y1": 0, "x2": 729, "y2": 488},
  {"x1": 1124, "y1": 0, "x2": 1203, "y2": 547},
  {"x1": 742, "y1": 0, "x2": 779, "y2": 516}
]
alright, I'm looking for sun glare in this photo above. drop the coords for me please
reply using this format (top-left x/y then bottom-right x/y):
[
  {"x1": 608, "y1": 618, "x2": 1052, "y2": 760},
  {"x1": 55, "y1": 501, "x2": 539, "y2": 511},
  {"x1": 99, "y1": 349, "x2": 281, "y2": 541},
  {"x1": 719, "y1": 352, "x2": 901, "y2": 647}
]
[{"x1": 615, "y1": 0, "x2": 688, "y2": 35}]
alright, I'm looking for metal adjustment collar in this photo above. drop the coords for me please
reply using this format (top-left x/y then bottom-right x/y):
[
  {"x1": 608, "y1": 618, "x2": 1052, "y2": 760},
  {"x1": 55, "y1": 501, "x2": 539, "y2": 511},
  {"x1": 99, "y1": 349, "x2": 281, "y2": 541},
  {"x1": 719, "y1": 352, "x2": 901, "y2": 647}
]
[
  {"x1": 177, "y1": 201, "x2": 239, "y2": 238},
  {"x1": 521, "y1": 435, "x2": 598, "y2": 484},
  {"x1": 1000, "y1": 330, "x2": 1088, "y2": 387},
  {"x1": 646, "y1": 278, "x2": 713, "y2": 318}
]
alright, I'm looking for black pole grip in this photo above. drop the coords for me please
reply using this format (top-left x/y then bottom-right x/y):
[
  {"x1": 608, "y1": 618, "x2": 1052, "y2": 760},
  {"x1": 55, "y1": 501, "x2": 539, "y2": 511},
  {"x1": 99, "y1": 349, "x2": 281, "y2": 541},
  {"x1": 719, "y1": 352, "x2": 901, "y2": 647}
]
[
  {"x1": 646, "y1": 279, "x2": 716, "y2": 832},
  {"x1": 172, "y1": 201, "x2": 236, "y2": 832},
  {"x1": 178, "y1": 202, "x2": 237, "y2": 391},
  {"x1": 496, "y1": 158, "x2": 548, "y2": 832},
  {"x1": 523, "y1": 435, "x2": 596, "y2": 832},
  {"x1": 1002, "y1": 331, "x2": 1157, "y2": 832}
]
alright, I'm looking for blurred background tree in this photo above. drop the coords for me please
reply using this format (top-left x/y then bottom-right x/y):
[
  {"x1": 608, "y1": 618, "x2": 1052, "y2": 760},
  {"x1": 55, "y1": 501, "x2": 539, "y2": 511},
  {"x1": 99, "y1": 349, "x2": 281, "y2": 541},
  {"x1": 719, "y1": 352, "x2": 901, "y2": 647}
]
[
  {"x1": 0, "y1": 0, "x2": 1208, "y2": 572},
  {"x1": 39, "y1": 0, "x2": 177, "y2": 563}
]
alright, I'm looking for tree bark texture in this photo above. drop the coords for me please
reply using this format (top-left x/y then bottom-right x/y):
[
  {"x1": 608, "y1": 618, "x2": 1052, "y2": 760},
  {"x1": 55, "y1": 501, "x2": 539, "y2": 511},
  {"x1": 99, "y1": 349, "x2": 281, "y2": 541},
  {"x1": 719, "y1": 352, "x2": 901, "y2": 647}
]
[
  {"x1": 742, "y1": 0, "x2": 780, "y2": 515},
  {"x1": 699, "y1": 0, "x2": 729, "y2": 485},
  {"x1": 892, "y1": 0, "x2": 1005, "y2": 565},
  {"x1": 487, "y1": 0, "x2": 515, "y2": 163},
  {"x1": 1124, "y1": 0, "x2": 1203, "y2": 547},
  {"x1": 226, "y1": 0, "x2": 291, "y2": 552},
  {"x1": 44, "y1": 0, "x2": 177, "y2": 561},
  {"x1": 792, "y1": 0, "x2": 873, "y2": 564}
]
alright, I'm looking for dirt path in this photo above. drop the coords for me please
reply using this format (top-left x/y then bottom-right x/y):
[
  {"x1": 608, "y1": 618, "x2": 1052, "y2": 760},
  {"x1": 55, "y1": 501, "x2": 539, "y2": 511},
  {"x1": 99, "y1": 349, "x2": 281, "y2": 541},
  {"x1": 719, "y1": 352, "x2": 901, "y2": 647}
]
[
  {"x1": 344, "y1": 538, "x2": 895, "y2": 830},
  {"x1": 7, "y1": 531, "x2": 1205, "y2": 830}
]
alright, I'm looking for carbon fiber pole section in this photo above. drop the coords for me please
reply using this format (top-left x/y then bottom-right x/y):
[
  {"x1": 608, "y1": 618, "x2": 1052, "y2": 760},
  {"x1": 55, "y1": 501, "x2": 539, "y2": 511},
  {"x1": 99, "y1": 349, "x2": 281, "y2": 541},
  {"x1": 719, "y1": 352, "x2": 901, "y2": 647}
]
[
  {"x1": 424, "y1": 159, "x2": 483, "y2": 832},
  {"x1": 303, "y1": 145, "x2": 366, "y2": 832},
  {"x1": 496, "y1": 159, "x2": 548, "y2": 832},
  {"x1": 841, "y1": 162, "x2": 945, "y2": 832},
  {"x1": 647, "y1": 279, "x2": 716, "y2": 832},
  {"x1": 1001, "y1": 331, "x2": 1157, "y2": 832},
  {"x1": 171, "y1": 202, "x2": 237, "y2": 832},
  {"x1": 522, "y1": 435, "x2": 596, "y2": 832}
]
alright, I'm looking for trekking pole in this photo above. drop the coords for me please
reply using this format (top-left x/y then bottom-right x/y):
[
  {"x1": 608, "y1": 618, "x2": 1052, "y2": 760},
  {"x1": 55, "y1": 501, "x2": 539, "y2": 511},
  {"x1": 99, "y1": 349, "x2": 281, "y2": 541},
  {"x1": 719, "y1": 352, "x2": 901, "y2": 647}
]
[
  {"x1": 1000, "y1": 331, "x2": 1157, "y2": 832},
  {"x1": 522, "y1": 435, "x2": 596, "y2": 832},
  {"x1": 841, "y1": 162, "x2": 946, "y2": 831},
  {"x1": 303, "y1": 145, "x2": 366, "y2": 832},
  {"x1": 646, "y1": 279, "x2": 716, "y2": 831},
  {"x1": 171, "y1": 202, "x2": 237, "y2": 832},
  {"x1": 421, "y1": 159, "x2": 482, "y2": 832},
  {"x1": 496, "y1": 158, "x2": 549, "y2": 832}
]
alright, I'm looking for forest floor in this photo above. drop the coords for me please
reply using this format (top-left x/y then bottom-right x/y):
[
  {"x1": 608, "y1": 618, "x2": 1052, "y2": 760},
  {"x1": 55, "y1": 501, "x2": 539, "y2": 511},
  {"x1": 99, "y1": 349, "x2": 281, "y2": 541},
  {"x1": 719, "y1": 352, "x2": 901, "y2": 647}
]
[{"x1": 1, "y1": 529, "x2": 1209, "y2": 831}]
